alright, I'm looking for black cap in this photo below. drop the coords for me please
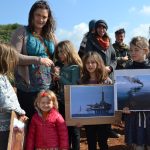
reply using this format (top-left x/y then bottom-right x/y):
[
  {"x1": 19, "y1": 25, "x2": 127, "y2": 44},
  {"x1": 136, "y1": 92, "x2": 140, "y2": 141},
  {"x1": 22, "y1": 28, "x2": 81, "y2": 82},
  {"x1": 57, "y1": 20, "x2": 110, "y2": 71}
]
[
  {"x1": 95, "y1": 20, "x2": 108, "y2": 30},
  {"x1": 115, "y1": 28, "x2": 125, "y2": 35}
]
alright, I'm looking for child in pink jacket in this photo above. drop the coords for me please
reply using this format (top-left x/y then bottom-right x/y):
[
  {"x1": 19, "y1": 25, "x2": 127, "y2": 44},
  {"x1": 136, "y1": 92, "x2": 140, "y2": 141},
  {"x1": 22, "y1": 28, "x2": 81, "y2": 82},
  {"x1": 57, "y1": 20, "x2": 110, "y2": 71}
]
[{"x1": 26, "y1": 90, "x2": 69, "y2": 150}]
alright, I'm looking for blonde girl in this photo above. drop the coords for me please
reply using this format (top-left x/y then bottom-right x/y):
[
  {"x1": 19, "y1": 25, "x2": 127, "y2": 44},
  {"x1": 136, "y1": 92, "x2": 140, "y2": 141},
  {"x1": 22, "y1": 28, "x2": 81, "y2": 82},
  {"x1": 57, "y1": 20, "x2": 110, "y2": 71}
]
[
  {"x1": 123, "y1": 36, "x2": 150, "y2": 150},
  {"x1": 0, "y1": 43, "x2": 27, "y2": 150},
  {"x1": 54, "y1": 40, "x2": 82, "y2": 150},
  {"x1": 81, "y1": 51, "x2": 111, "y2": 150},
  {"x1": 26, "y1": 90, "x2": 69, "y2": 150}
]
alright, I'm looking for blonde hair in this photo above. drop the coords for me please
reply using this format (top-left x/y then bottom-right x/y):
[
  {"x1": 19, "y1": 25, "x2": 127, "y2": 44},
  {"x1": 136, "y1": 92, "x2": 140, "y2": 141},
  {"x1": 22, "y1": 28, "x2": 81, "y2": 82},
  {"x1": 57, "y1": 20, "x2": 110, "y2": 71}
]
[
  {"x1": 34, "y1": 90, "x2": 58, "y2": 110},
  {"x1": 0, "y1": 43, "x2": 18, "y2": 77},
  {"x1": 130, "y1": 36, "x2": 149, "y2": 55},
  {"x1": 55, "y1": 40, "x2": 83, "y2": 69},
  {"x1": 81, "y1": 51, "x2": 108, "y2": 83}
]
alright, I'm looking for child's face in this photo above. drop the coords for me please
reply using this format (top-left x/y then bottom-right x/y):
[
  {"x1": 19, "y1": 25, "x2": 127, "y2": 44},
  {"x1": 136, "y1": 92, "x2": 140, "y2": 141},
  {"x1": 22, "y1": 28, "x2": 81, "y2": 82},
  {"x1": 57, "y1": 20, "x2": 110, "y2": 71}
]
[
  {"x1": 85, "y1": 57, "x2": 97, "y2": 73},
  {"x1": 38, "y1": 97, "x2": 53, "y2": 112},
  {"x1": 58, "y1": 49, "x2": 66, "y2": 63},
  {"x1": 130, "y1": 45, "x2": 146, "y2": 62}
]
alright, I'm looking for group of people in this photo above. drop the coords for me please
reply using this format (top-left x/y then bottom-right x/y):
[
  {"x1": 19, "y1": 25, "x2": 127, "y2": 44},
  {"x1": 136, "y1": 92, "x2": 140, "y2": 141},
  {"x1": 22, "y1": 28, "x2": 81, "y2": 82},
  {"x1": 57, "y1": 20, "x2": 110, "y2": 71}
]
[{"x1": 0, "y1": 0, "x2": 150, "y2": 150}]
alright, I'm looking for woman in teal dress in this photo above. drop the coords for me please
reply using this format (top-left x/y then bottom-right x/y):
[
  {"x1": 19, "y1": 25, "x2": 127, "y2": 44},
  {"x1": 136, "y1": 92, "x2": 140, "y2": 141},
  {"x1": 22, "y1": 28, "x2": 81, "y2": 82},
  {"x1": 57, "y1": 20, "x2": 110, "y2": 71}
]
[{"x1": 11, "y1": 0, "x2": 56, "y2": 119}]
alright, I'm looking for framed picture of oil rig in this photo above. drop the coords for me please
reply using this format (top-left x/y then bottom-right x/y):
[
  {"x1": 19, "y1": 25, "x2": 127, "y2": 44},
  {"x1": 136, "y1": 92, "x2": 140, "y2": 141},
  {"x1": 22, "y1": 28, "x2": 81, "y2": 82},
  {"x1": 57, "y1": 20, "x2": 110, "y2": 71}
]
[
  {"x1": 64, "y1": 85, "x2": 121, "y2": 126},
  {"x1": 114, "y1": 69, "x2": 150, "y2": 111}
]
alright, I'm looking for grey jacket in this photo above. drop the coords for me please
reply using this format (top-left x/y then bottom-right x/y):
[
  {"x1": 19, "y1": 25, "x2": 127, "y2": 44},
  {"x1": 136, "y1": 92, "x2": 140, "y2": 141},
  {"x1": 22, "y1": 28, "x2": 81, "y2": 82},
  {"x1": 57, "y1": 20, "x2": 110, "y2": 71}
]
[{"x1": 11, "y1": 26, "x2": 41, "y2": 84}]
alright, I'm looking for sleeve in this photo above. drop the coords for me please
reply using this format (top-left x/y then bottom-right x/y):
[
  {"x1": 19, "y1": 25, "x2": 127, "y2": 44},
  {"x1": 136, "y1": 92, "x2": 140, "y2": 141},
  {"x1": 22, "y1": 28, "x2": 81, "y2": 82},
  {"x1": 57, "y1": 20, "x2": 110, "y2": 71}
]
[
  {"x1": 78, "y1": 36, "x2": 87, "y2": 58},
  {"x1": 26, "y1": 116, "x2": 36, "y2": 150},
  {"x1": 0, "y1": 76, "x2": 25, "y2": 115},
  {"x1": 59, "y1": 66, "x2": 80, "y2": 85},
  {"x1": 109, "y1": 44, "x2": 117, "y2": 71},
  {"x1": 11, "y1": 26, "x2": 41, "y2": 65},
  {"x1": 56, "y1": 113, "x2": 69, "y2": 149}
]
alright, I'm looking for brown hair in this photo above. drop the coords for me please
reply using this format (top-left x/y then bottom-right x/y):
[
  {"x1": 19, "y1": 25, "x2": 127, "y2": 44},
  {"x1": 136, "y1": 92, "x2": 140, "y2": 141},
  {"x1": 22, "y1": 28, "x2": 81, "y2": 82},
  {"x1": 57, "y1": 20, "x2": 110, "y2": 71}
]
[
  {"x1": 34, "y1": 90, "x2": 58, "y2": 110},
  {"x1": 81, "y1": 51, "x2": 107, "y2": 83},
  {"x1": 28, "y1": 0, "x2": 56, "y2": 40},
  {"x1": 55, "y1": 40, "x2": 83, "y2": 70},
  {"x1": 130, "y1": 36, "x2": 149, "y2": 55},
  {"x1": 0, "y1": 43, "x2": 18, "y2": 77}
]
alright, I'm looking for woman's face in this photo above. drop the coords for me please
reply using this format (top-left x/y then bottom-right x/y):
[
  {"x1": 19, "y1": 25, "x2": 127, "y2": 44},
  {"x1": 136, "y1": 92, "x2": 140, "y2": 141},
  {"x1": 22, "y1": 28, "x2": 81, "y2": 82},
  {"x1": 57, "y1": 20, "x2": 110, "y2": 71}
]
[
  {"x1": 96, "y1": 25, "x2": 106, "y2": 37},
  {"x1": 33, "y1": 8, "x2": 48, "y2": 30},
  {"x1": 129, "y1": 45, "x2": 147, "y2": 62}
]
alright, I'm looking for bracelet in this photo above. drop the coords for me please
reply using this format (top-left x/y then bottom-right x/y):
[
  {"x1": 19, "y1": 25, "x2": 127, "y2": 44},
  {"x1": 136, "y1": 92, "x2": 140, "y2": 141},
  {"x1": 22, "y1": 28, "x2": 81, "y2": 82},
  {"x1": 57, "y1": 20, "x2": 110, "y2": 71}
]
[{"x1": 39, "y1": 57, "x2": 42, "y2": 64}]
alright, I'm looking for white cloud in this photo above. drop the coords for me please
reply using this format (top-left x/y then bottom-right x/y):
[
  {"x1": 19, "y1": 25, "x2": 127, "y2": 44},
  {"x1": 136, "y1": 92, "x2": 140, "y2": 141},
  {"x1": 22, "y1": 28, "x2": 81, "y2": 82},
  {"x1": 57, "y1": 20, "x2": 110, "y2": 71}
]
[
  {"x1": 56, "y1": 22, "x2": 88, "y2": 50},
  {"x1": 140, "y1": 6, "x2": 150, "y2": 15},
  {"x1": 129, "y1": 6, "x2": 136, "y2": 13},
  {"x1": 132, "y1": 24, "x2": 150, "y2": 38}
]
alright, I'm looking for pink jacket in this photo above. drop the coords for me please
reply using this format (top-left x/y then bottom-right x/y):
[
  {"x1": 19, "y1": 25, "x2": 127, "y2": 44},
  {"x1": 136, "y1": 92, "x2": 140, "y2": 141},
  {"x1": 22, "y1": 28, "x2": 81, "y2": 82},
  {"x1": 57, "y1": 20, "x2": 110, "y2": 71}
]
[{"x1": 26, "y1": 108, "x2": 69, "y2": 150}]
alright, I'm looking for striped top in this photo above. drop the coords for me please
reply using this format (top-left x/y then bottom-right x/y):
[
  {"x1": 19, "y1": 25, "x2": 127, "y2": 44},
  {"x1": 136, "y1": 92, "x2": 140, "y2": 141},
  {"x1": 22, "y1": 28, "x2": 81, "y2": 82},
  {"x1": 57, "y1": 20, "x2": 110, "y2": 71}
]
[{"x1": 0, "y1": 74, "x2": 25, "y2": 131}]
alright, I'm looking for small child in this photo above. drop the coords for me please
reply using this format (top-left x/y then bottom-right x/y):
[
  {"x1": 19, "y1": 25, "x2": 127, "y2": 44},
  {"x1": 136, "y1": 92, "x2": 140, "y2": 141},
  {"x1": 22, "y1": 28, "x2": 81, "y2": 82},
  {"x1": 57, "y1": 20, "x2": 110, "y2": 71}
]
[
  {"x1": 123, "y1": 36, "x2": 150, "y2": 150},
  {"x1": 80, "y1": 51, "x2": 112, "y2": 150},
  {"x1": 0, "y1": 43, "x2": 27, "y2": 150},
  {"x1": 26, "y1": 90, "x2": 69, "y2": 150},
  {"x1": 53, "y1": 40, "x2": 83, "y2": 150}
]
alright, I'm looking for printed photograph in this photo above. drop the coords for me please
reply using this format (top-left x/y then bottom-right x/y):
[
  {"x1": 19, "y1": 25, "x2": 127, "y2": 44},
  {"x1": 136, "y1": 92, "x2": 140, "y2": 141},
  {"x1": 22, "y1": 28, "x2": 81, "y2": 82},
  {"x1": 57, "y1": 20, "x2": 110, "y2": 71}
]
[
  {"x1": 70, "y1": 85, "x2": 115, "y2": 118},
  {"x1": 115, "y1": 69, "x2": 150, "y2": 111}
]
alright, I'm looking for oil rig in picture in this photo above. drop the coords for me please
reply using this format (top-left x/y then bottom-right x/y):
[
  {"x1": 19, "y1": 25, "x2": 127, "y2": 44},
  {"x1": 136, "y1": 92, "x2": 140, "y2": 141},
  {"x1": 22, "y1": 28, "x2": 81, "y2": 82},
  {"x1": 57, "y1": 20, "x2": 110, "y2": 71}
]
[{"x1": 86, "y1": 87, "x2": 112, "y2": 115}]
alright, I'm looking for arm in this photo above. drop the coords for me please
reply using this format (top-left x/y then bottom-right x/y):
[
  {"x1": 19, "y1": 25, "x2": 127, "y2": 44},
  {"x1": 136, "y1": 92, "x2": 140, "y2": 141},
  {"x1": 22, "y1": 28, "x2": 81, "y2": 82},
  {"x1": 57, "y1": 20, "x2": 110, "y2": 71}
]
[
  {"x1": 0, "y1": 76, "x2": 25, "y2": 115},
  {"x1": 56, "y1": 113, "x2": 69, "y2": 149},
  {"x1": 26, "y1": 117, "x2": 36, "y2": 150},
  {"x1": 109, "y1": 44, "x2": 117, "y2": 71},
  {"x1": 59, "y1": 66, "x2": 80, "y2": 85},
  {"x1": 11, "y1": 26, "x2": 43, "y2": 65}
]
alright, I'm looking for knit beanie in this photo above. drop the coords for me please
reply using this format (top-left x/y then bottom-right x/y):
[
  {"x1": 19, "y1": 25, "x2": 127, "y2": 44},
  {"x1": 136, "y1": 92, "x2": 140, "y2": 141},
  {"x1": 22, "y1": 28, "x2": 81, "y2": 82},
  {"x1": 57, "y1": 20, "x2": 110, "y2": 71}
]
[
  {"x1": 95, "y1": 20, "x2": 108, "y2": 30},
  {"x1": 89, "y1": 19, "x2": 96, "y2": 31}
]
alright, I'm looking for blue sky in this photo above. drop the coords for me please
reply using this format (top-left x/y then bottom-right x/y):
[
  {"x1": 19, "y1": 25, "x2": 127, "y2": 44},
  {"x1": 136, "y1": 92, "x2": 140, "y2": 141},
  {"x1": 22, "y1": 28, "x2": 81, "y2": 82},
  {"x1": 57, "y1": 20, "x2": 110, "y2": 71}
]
[{"x1": 0, "y1": 0, "x2": 150, "y2": 49}]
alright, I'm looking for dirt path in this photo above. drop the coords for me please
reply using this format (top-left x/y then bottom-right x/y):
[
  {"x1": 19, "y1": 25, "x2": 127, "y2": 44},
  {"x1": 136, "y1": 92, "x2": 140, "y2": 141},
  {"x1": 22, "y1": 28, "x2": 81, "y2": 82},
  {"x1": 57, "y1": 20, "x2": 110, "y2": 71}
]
[{"x1": 80, "y1": 125, "x2": 128, "y2": 150}]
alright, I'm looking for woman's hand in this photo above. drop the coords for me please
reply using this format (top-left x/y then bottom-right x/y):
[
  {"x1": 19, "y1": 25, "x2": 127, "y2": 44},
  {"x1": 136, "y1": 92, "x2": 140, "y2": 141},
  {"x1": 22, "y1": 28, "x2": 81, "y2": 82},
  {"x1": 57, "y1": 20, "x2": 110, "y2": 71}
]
[
  {"x1": 122, "y1": 107, "x2": 131, "y2": 114},
  {"x1": 40, "y1": 58, "x2": 54, "y2": 67}
]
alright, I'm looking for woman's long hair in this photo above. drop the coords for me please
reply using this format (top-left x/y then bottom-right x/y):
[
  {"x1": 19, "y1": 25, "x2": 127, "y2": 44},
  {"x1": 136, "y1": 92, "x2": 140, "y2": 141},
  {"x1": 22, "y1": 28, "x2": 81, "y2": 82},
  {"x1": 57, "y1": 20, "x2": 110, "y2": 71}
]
[{"x1": 28, "y1": 0, "x2": 56, "y2": 40}]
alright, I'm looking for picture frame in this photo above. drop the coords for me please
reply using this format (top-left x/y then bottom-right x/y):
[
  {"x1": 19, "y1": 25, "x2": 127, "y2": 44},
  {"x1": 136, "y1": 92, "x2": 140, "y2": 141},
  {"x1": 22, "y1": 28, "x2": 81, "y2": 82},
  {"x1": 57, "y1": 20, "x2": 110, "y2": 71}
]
[
  {"x1": 114, "y1": 69, "x2": 150, "y2": 111},
  {"x1": 7, "y1": 111, "x2": 28, "y2": 150},
  {"x1": 64, "y1": 85, "x2": 121, "y2": 126}
]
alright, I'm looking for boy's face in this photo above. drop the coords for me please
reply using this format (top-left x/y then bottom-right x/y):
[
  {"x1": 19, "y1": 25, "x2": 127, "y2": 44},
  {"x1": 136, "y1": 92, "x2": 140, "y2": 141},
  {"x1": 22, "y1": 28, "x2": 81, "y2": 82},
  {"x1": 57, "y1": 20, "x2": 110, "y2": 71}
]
[
  {"x1": 38, "y1": 97, "x2": 53, "y2": 112},
  {"x1": 129, "y1": 45, "x2": 146, "y2": 62}
]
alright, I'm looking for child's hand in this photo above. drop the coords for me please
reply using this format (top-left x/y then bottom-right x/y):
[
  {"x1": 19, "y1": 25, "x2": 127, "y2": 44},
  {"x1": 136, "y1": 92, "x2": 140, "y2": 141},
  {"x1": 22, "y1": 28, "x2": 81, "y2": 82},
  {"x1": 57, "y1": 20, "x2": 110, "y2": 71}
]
[
  {"x1": 19, "y1": 115, "x2": 28, "y2": 122},
  {"x1": 52, "y1": 66, "x2": 60, "y2": 80},
  {"x1": 122, "y1": 107, "x2": 131, "y2": 114}
]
